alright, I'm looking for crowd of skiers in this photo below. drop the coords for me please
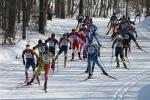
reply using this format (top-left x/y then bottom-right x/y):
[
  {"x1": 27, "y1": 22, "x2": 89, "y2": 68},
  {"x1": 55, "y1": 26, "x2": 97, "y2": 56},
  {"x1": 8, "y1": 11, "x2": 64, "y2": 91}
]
[
  {"x1": 107, "y1": 13, "x2": 145, "y2": 68},
  {"x1": 21, "y1": 14, "x2": 146, "y2": 90}
]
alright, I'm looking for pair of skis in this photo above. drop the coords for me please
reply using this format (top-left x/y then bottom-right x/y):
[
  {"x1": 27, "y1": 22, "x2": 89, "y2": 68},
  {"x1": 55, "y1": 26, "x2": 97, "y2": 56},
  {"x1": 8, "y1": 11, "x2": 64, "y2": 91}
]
[
  {"x1": 15, "y1": 82, "x2": 48, "y2": 93},
  {"x1": 80, "y1": 73, "x2": 117, "y2": 82}
]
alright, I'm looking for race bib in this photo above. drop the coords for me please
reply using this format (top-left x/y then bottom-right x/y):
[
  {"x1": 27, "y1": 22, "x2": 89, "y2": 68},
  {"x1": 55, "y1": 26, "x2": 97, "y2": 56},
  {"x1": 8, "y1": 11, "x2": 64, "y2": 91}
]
[
  {"x1": 89, "y1": 26, "x2": 95, "y2": 32},
  {"x1": 81, "y1": 31, "x2": 87, "y2": 37},
  {"x1": 116, "y1": 41, "x2": 123, "y2": 47},
  {"x1": 48, "y1": 41, "x2": 55, "y2": 47},
  {"x1": 38, "y1": 46, "x2": 45, "y2": 53},
  {"x1": 87, "y1": 46, "x2": 95, "y2": 54},
  {"x1": 25, "y1": 52, "x2": 33, "y2": 58},
  {"x1": 71, "y1": 34, "x2": 77, "y2": 40},
  {"x1": 61, "y1": 39, "x2": 67, "y2": 46},
  {"x1": 42, "y1": 54, "x2": 49, "y2": 62}
]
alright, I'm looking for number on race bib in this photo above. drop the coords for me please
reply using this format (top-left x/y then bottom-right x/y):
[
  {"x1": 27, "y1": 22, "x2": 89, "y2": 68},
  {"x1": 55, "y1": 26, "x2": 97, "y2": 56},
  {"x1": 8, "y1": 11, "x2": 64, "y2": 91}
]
[
  {"x1": 48, "y1": 41, "x2": 55, "y2": 47},
  {"x1": 42, "y1": 54, "x2": 49, "y2": 62},
  {"x1": 61, "y1": 39, "x2": 67, "y2": 46},
  {"x1": 25, "y1": 52, "x2": 33, "y2": 58},
  {"x1": 38, "y1": 46, "x2": 45, "y2": 53},
  {"x1": 88, "y1": 46, "x2": 95, "y2": 54}
]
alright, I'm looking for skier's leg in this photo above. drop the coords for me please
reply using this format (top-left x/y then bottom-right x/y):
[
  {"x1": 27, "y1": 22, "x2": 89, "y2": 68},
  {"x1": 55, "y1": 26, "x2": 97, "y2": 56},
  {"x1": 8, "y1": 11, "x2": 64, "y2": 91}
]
[
  {"x1": 87, "y1": 57, "x2": 93, "y2": 78},
  {"x1": 125, "y1": 47, "x2": 128, "y2": 57},
  {"x1": 115, "y1": 47, "x2": 120, "y2": 68},
  {"x1": 94, "y1": 57, "x2": 108, "y2": 75},
  {"x1": 24, "y1": 63, "x2": 30, "y2": 83},
  {"x1": 92, "y1": 61, "x2": 95, "y2": 73},
  {"x1": 28, "y1": 63, "x2": 44, "y2": 84},
  {"x1": 120, "y1": 50, "x2": 127, "y2": 68},
  {"x1": 31, "y1": 62, "x2": 40, "y2": 85},
  {"x1": 71, "y1": 42, "x2": 76, "y2": 60},
  {"x1": 44, "y1": 64, "x2": 49, "y2": 89}
]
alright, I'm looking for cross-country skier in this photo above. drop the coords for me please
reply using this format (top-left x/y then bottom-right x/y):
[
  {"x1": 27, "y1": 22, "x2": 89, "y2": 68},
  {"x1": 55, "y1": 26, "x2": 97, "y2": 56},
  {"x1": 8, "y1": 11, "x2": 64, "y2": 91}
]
[
  {"x1": 45, "y1": 33, "x2": 59, "y2": 72},
  {"x1": 78, "y1": 24, "x2": 90, "y2": 53},
  {"x1": 83, "y1": 39, "x2": 108, "y2": 79},
  {"x1": 76, "y1": 14, "x2": 84, "y2": 30},
  {"x1": 112, "y1": 35, "x2": 127, "y2": 68},
  {"x1": 106, "y1": 13, "x2": 118, "y2": 35},
  {"x1": 33, "y1": 39, "x2": 47, "y2": 67},
  {"x1": 22, "y1": 44, "x2": 39, "y2": 83},
  {"x1": 67, "y1": 29, "x2": 82, "y2": 60},
  {"x1": 55, "y1": 33, "x2": 71, "y2": 67},
  {"x1": 27, "y1": 46, "x2": 54, "y2": 90}
]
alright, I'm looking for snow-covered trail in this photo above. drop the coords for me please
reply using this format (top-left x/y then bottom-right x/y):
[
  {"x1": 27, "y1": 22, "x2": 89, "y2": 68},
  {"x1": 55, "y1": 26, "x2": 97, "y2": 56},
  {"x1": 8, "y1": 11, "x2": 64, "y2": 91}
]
[{"x1": 0, "y1": 18, "x2": 150, "y2": 100}]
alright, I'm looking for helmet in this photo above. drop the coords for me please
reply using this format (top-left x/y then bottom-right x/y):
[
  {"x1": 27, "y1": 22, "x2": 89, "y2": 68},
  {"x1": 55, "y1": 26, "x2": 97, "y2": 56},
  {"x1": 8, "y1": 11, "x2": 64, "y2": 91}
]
[
  {"x1": 72, "y1": 29, "x2": 75, "y2": 32},
  {"x1": 26, "y1": 44, "x2": 30, "y2": 47},
  {"x1": 51, "y1": 33, "x2": 55, "y2": 38},
  {"x1": 63, "y1": 33, "x2": 66, "y2": 37},
  {"x1": 38, "y1": 39, "x2": 42, "y2": 44}
]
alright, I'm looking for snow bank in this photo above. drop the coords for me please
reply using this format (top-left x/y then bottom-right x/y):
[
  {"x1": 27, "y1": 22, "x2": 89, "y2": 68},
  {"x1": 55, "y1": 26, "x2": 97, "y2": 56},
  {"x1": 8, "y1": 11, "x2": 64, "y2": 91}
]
[{"x1": 138, "y1": 16, "x2": 150, "y2": 31}]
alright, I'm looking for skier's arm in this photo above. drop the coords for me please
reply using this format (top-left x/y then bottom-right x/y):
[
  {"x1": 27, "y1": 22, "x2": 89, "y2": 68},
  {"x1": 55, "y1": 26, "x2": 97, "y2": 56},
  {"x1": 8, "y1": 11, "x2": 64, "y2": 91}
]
[
  {"x1": 33, "y1": 44, "x2": 39, "y2": 50},
  {"x1": 58, "y1": 38, "x2": 62, "y2": 48},
  {"x1": 82, "y1": 45, "x2": 87, "y2": 59},
  {"x1": 67, "y1": 38, "x2": 72, "y2": 49},
  {"x1": 107, "y1": 20, "x2": 111, "y2": 27},
  {"x1": 112, "y1": 39, "x2": 116, "y2": 49},
  {"x1": 55, "y1": 39, "x2": 59, "y2": 47},
  {"x1": 32, "y1": 50, "x2": 38, "y2": 59},
  {"x1": 95, "y1": 44, "x2": 100, "y2": 57},
  {"x1": 94, "y1": 25, "x2": 98, "y2": 32},
  {"x1": 94, "y1": 33, "x2": 102, "y2": 47},
  {"x1": 22, "y1": 50, "x2": 25, "y2": 65}
]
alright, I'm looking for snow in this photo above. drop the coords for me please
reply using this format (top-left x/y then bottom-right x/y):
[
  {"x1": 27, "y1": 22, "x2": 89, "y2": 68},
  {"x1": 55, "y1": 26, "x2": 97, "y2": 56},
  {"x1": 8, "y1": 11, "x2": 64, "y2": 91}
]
[
  {"x1": 138, "y1": 16, "x2": 150, "y2": 31},
  {"x1": 0, "y1": 17, "x2": 150, "y2": 100}
]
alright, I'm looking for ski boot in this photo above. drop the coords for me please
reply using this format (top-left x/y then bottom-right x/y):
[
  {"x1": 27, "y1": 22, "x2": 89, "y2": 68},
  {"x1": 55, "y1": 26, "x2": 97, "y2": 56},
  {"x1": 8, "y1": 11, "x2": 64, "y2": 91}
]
[
  {"x1": 71, "y1": 53, "x2": 74, "y2": 61},
  {"x1": 116, "y1": 60, "x2": 120, "y2": 68},
  {"x1": 102, "y1": 70, "x2": 108, "y2": 76},
  {"x1": 24, "y1": 77, "x2": 29, "y2": 83},
  {"x1": 27, "y1": 75, "x2": 35, "y2": 85},
  {"x1": 123, "y1": 63, "x2": 128, "y2": 69},
  {"x1": 44, "y1": 82, "x2": 47, "y2": 90},
  {"x1": 88, "y1": 73, "x2": 92, "y2": 79},
  {"x1": 78, "y1": 52, "x2": 82, "y2": 60},
  {"x1": 36, "y1": 77, "x2": 40, "y2": 86}
]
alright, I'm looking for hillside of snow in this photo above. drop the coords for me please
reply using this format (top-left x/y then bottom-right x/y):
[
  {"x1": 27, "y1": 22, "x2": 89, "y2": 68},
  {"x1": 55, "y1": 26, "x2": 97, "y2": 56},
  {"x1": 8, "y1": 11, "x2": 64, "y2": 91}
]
[{"x1": 0, "y1": 17, "x2": 150, "y2": 100}]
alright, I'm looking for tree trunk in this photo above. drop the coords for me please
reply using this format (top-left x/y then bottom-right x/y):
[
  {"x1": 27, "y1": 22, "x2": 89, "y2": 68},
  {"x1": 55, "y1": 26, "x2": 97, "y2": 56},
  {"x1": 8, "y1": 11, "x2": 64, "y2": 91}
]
[
  {"x1": 22, "y1": 0, "x2": 27, "y2": 39},
  {"x1": 79, "y1": 0, "x2": 83, "y2": 15},
  {"x1": 39, "y1": 0, "x2": 47, "y2": 34},
  {"x1": 126, "y1": 0, "x2": 129, "y2": 18},
  {"x1": 146, "y1": 0, "x2": 150, "y2": 15},
  {"x1": 6, "y1": 0, "x2": 17, "y2": 39},
  {"x1": 99, "y1": 0, "x2": 104, "y2": 17},
  {"x1": 60, "y1": 0, "x2": 65, "y2": 19},
  {"x1": 67, "y1": 0, "x2": 71, "y2": 16}
]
